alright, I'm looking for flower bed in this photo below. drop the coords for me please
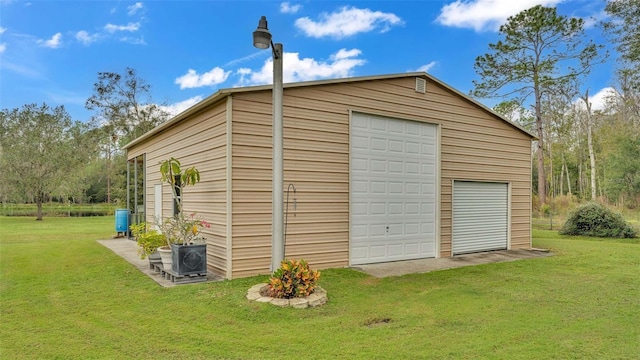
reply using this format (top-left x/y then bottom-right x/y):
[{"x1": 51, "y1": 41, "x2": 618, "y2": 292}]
[{"x1": 246, "y1": 283, "x2": 328, "y2": 308}]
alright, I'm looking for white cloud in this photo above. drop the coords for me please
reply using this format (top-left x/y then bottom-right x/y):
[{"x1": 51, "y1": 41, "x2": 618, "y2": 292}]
[
  {"x1": 127, "y1": 2, "x2": 143, "y2": 16},
  {"x1": 414, "y1": 61, "x2": 437, "y2": 73},
  {"x1": 436, "y1": 0, "x2": 563, "y2": 32},
  {"x1": 37, "y1": 32, "x2": 62, "y2": 48},
  {"x1": 160, "y1": 96, "x2": 204, "y2": 117},
  {"x1": 331, "y1": 48, "x2": 361, "y2": 60},
  {"x1": 75, "y1": 30, "x2": 99, "y2": 45},
  {"x1": 175, "y1": 67, "x2": 231, "y2": 89},
  {"x1": 575, "y1": 87, "x2": 617, "y2": 112},
  {"x1": 0, "y1": 26, "x2": 6, "y2": 35},
  {"x1": 119, "y1": 36, "x2": 146, "y2": 45},
  {"x1": 239, "y1": 48, "x2": 365, "y2": 85},
  {"x1": 104, "y1": 22, "x2": 140, "y2": 33},
  {"x1": 0, "y1": 43, "x2": 5, "y2": 53},
  {"x1": 280, "y1": 2, "x2": 302, "y2": 14},
  {"x1": 295, "y1": 6, "x2": 403, "y2": 39}
]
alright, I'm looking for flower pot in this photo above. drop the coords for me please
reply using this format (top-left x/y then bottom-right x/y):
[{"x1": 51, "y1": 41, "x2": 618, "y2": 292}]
[
  {"x1": 147, "y1": 249, "x2": 162, "y2": 268},
  {"x1": 157, "y1": 246, "x2": 173, "y2": 271},
  {"x1": 148, "y1": 250, "x2": 161, "y2": 261},
  {"x1": 171, "y1": 243, "x2": 207, "y2": 276}
]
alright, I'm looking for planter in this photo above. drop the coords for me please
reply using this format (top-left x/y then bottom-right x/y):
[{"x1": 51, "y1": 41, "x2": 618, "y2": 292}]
[
  {"x1": 157, "y1": 246, "x2": 173, "y2": 271},
  {"x1": 171, "y1": 243, "x2": 207, "y2": 276},
  {"x1": 147, "y1": 250, "x2": 162, "y2": 266},
  {"x1": 148, "y1": 250, "x2": 161, "y2": 261}
]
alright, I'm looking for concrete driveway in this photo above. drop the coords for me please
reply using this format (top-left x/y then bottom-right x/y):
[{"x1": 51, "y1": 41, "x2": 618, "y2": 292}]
[{"x1": 352, "y1": 248, "x2": 553, "y2": 278}]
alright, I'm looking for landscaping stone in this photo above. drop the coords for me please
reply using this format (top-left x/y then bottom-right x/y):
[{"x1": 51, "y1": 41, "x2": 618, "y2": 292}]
[
  {"x1": 289, "y1": 298, "x2": 309, "y2": 309},
  {"x1": 246, "y1": 284, "x2": 328, "y2": 309},
  {"x1": 307, "y1": 293, "x2": 326, "y2": 307},
  {"x1": 270, "y1": 298, "x2": 289, "y2": 307},
  {"x1": 248, "y1": 283, "x2": 267, "y2": 293},
  {"x1": 246, "y1": 291, "x2": 262, "y2": 301}
]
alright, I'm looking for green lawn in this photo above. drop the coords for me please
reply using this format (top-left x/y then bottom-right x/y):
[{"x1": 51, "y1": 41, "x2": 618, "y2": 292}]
[{"x1": 1, "y1": 217, "x2": 639, "y2": 359}]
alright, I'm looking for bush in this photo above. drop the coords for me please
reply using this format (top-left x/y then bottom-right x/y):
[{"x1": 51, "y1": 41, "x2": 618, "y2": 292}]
[
  {"x1": 130, "y1": 222, "x2": 167, "y2": 259},
  {"x1": 559, "y1": 202, "x2": 636, "y2": 238},
  {"x1": 267, "y1": 259, "x2": 320, "y2": 299}
]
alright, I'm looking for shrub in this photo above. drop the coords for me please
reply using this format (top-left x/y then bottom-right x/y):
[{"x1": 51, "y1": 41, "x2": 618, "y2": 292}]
[
  {"x1": 559, "y1": 202, "x2": 637, "y2": 238},
  {"x1": 267, "y1": 259, "x2": 320, "y2": 299},
  {"x1": 130, "y1": 222, "x2": 167, "y2": 259}
]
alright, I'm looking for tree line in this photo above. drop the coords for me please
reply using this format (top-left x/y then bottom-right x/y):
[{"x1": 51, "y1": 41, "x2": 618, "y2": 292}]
[
  {"x1": 1, "y1": 2, "x2": 639, "y2": 220},
  {"x1": 0, "y1": 68, "x2": 168, "y2": 220},
  {"x1": 472, "y1": 1, "x2": 640, "y2": 210}
]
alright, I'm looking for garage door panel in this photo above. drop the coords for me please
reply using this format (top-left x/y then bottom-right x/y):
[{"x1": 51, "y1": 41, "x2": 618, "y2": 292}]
[
  {"x1": 453, "y1": 181, "x2": 508, "y2": 255},
  {"x1": 350, "y1": 113, "x2": 437, "y2": 265}
]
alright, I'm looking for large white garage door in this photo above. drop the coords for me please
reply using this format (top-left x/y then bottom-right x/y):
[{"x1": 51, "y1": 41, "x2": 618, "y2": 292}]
[
  {"x1": 452, "y1": 181, "x2": 508, "y2": 255},
  {"x1": 350, "y1": 113, "x2": 437, "y2": 265}
]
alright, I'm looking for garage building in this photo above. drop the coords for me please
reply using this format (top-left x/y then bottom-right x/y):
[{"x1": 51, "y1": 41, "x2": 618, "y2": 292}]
[{"x1": 124, "y1": 72, "x2": 534, "y2": 279}]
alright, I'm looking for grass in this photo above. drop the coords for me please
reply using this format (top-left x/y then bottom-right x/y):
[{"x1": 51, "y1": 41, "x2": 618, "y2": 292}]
[{"x1": 1, "y1": 216, "x2": 639, "y2": 359}]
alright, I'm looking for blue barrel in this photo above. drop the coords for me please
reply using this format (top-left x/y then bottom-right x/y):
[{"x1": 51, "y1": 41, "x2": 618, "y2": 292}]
[{"x1": 115, "y1": 209, "x2": 130, "y2": 233}]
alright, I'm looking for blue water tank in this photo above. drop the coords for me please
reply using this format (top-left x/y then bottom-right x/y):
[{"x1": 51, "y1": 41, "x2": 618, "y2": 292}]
[{"x1": 115, "y1": 209, "x2": 129, "y2": 233}]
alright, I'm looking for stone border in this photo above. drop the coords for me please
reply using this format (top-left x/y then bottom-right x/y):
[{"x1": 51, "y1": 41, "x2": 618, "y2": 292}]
[{"x1": 246, "y1": 283, "x2": 328, "y2": 308}]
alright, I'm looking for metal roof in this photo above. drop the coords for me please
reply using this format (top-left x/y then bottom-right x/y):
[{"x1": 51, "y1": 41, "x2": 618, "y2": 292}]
[{"x1": 123, "y1": 72, "x2": 535, "y2": 150}]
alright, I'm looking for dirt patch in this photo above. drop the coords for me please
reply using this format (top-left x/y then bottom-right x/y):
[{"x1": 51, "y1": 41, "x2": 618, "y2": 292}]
[{"x1": 364, "y1": 317, "x2": 392, "y2": 328}]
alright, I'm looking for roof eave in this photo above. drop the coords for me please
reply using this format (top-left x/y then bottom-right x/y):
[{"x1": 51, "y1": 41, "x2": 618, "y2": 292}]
[{"x1": 123, "y1": 71, "x2": 536, "y2": 151}]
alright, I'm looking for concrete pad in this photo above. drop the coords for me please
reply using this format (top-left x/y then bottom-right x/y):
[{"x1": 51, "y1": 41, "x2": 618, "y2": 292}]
[
  {"x1": 352, "y1": 249, "x2": 553, "y2": 278},
  {"x1": 97, "y1": 238, "x2": 223, "y2": 287}
]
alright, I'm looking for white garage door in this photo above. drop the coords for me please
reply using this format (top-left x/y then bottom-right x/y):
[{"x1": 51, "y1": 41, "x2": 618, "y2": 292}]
[
  {"x1": 452, "y1": 181, "x2": 508, "y2": 255},
  {"x1": 350, "y1": 113, "x2": 437, "y2": 265}
]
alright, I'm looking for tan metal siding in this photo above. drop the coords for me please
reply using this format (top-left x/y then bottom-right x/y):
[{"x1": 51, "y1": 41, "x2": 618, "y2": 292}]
[
  {"x1": 230, "y1": 91, "x2": 350, "y2": 278},
  {"x1": 229, "y1": 76, "x2": 531, "y2": 277},
  {"x1": 126, "y1": 100, "x2": 229, "y2": 278}
]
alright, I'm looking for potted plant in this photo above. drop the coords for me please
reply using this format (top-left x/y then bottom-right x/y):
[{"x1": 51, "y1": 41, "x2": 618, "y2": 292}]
[
  {"x1": 130, "y1": 222, "x2": 167, "y2": 265},
  {"x1": 156, "y1": 157, "x2": 209, "y2": 275},
  {"x1": 158, "y1": 212, "x2": 209, "y2": 274}
]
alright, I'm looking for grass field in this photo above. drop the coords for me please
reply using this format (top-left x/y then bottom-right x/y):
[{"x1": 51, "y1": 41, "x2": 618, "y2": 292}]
[{"x1": 1, "y1": 216, "x2": 639, "y2": 359}]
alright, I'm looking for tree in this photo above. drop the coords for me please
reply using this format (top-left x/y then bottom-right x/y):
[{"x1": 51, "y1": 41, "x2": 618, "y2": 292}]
[
  {"x1": 578, "y1": 90, "x2": 597, "y2": 200},
  {"x1": 611, "y1": 68, "x2": 640, "y2": 126},
  {"x1": 493, "y1": 99, "x2": 535, "y2": 132},
  {"x1": 604, "y1": 0, "x2": 640, "y2": 65},
  {"x1": 85, "y1": 67, "x2": 169, "y2": 204},
  {"x1": 86, "y1": 67, "x2": 169, "y2": 144},
  {"x1": 472, "y1": 5, "x2": 605, "y2": 207},
  {"x1": 0, "y1": 104, "x2": 92, "y2": 220},
  {"x1": 598, "y1": 68, "x2": 640, "y2": 207},
  {"x1": 602, "y1": 128, "x2": 640, "y2": 208},
  {"x1": 539, "y1": 80, "x2": 578, "y2": 198}
]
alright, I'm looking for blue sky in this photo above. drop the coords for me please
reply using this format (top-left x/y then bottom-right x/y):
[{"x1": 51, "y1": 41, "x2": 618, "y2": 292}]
[{"x1": 0, "y1": 0, "x2": 616, "y2": 123}]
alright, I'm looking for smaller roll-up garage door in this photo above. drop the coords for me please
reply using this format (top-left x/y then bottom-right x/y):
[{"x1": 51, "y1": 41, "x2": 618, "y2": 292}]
[{"x1": 452, "y1": 181, "x2": 508, "y2": 255}]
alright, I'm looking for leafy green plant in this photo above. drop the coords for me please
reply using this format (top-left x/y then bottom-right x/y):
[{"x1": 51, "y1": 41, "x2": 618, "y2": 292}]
[
  {"x1": 560, "y1": 202, "x2": 637, "y2": 238},
  {"x1": 157, "y1": 213, "x2": 209, "y2": 245},
  {"x1": 267, "y1": 259, "x2": 320, "y2": 299},
  {"x1": 130, "y1": 222, "x2": 167, "y2": 259},
  {"x1": 157, "y1": 157, "x2": 207, "y2": 246}
]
